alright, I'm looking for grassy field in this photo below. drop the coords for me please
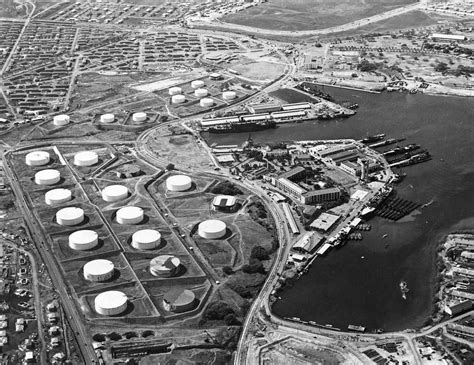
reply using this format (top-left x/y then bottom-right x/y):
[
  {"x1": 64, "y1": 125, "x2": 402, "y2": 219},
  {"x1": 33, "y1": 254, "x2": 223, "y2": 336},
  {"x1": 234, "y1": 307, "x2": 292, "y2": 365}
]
[{"x1": 223, "y1": 0, "x2": 416, "y2": 31}]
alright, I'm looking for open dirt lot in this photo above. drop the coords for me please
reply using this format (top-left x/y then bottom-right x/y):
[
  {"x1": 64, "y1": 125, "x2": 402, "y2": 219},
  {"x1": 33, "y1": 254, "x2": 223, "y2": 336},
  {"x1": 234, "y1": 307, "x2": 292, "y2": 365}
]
[{"x1": 223, "y1": 0, "x2": 416, "y2": 32}]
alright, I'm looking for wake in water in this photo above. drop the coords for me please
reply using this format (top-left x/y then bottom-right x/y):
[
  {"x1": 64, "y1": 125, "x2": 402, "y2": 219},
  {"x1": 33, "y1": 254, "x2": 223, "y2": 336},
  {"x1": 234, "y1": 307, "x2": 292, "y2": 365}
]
[{"x1": 421, "y1": 198, "x2": 435, "y2": 208}]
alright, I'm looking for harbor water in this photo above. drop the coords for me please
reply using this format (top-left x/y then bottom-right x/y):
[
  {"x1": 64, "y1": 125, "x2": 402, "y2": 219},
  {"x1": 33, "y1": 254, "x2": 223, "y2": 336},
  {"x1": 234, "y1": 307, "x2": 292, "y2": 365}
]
[{"x1": 205, "y1": 88, "x2": 474, "y2": 331}]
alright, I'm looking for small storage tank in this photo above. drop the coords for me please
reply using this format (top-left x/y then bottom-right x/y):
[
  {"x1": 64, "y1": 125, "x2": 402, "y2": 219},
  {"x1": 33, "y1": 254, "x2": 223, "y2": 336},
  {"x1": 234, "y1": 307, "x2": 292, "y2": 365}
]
[
  {"x1": 68, "y1": 230, "x2": 98, "y2": 250},
  {"x1": 131, "y1": 229, "x2": 161, "y2": 250},
  {"x1": 84, "y1": 259, "x2": 114, "y2": 282},
  {"x1": 35, "y1": 169, "x2": 60, "y2": 185},
  {"x1": 56, "y1": 207, "x2": 84, "y2": 226},
  {"x1": 198, "y1": 219, "x2": 226, "y2": 239},
  {"x1": 100, "y1": 113, "x2": 115, "y2": 123},
  {"x1": 163, "y1": 289, "x2": 196, "y2": 313},
  {"x1": 210, "y1": 72, "x2": 222, "y2": 80},
  {"x1": 212, "y1": 195, "x2": 237, "y2": 211},
  {"x1": 222, "y1": 91, "x2": 236, "y2": 100},
  {"x1": 25, "y1": 151, "x2": 50, "y2": 166},
  {"x1": 101, "y1": 185, "x2": 128, "y2": 202},
  {"x1": 194, "y1": 88, "x2": 208, "y2": 98},
  {"x1": 200, "y1": 98, "x2": 214, "y2": 108},
  {"x1": 166, "y1": 175, "x2": 192, "y2": 192},
  {"x1": 45, "y1": 188, "x2": 72, "y2": 206},
  {"x1": 171, "y1": 94, "x2": 186, "y2": 104},
  {"x1": 94, "y1": 291, "x2": 127, "y2": 316},
  {"x1": 169, "y1": 86, "x2": 182, "y2": 95},
  {"x1": 150, "y1": 255, "x2": 181, "y2": 277},
  {"x1": 53, "y1": 115, "x2": 70, "y2": 126},
  {"x1": 132, "y1": 112, "x2": 147, "y2": 123},
  {"x1": 116, "y1": 206, "x2": 143, "y2": 225},
  {"x1": 74, "y1": 151, "x2": 98, "y2": 167},
  {"x1": 191, "y1": 80, "x2": 205, "y2": 89}
]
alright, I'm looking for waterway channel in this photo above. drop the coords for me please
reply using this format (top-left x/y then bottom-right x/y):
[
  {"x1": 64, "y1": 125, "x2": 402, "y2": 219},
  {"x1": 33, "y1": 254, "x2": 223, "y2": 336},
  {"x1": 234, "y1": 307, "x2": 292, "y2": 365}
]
[{"x1": 204, "y1": 87, "x2": 474, "y2": 332}]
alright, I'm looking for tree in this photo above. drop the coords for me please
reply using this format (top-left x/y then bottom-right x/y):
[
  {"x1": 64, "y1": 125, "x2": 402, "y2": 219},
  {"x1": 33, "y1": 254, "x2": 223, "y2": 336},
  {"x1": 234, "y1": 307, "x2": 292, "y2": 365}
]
[
  {"x1": 224, "y1": 313, "x2": 237, "y2": 325},
  {"x1": 222, "y1": 266, "x2": 234, "y2": 275},
  {"x1": 242, "y1": 259, "x2": 265, "y2": 274},
  {"x1": 250, "y1": 245, "x2": 269, "y2": 261},
  {"x1": 166, "y1": 163, "x2": 175, "y2": 171},
  {"x1": 204, "y1": 301, "x2": 235, "y2": 320},
  {"x1": 434, "y1": 62, "x2": 448, "y2": 73}
]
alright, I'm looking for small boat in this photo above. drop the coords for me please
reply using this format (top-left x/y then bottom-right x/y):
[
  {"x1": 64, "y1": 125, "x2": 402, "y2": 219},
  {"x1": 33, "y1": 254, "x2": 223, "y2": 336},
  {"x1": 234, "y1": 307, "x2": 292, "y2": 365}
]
[
  {"x1": 382, "y1": 234, "x2": 388, "y2": 239},
  {"x1": 400, "y1": 280, "x2": 409, "y2": 300}
]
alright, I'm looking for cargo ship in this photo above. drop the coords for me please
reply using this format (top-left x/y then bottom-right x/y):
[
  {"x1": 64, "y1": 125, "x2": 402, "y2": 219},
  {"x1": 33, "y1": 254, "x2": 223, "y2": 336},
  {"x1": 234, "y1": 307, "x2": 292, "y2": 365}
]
[
  {"x1": 369, "y1": 138, "x2": 397, "y2": 148},
  {"x1": 360, "y1": 134, "x2": 385, "y2": 144},
  {"x1": 207, "y1": 120, "x2": 276, "y2": 134},
  {"x1": 384, "y1": 144, "x2": 419, "y2": 156},
  {"x1": 400, "y1": 280, "x2": 409, "y2": 300}
]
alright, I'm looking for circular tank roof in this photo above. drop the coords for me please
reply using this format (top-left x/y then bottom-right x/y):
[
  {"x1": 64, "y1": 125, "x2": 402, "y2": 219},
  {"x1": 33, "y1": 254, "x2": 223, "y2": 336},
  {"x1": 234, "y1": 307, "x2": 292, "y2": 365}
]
[
  {"x1": 69, "y1": 230, "x2": 98, "y2": 246},
  {"x1": 199, "y1": 219, "x2": 226, "y2": 234},
  {"x1": 169, "y1": 87, "x2": 182, "y2": 95},
  {"x1": 212, "y1": 195, "x2": 237, "y2": 207},
  {"x1": 200, "y1": 98, "x2": 214, "y2": 107},
  {"x1": 132, "y1": 229, "x2": 160, "y2": 245},
  {"x1": 35, "y1": 169, "x2": 60, "y2": 185},
  {"x1": 57, "y1": 207, "x2": 84, "y2": 224},
  {"x1": 164, "y1": 289, "x2": 195, "y2": 306},
  {"x1": 191, "y1": 80, "x2": 205, "y2": 88},
  {"x1": 102, "y1": 185, "x2": 128, "y2": 202},
  {"x1": 45, "y1": 188, "x2": 72, "y2": 205},
  {"x1": 53, "y1": 114, "x2": 69, "y2": 125},
  {"x1": 74, "y1": 151, "x2": 98, "y2": 166},
  {"x1": 166, "y1": 175, "x2": 192, "y2": 191},
  {"x1": 116, "y1": 206, "x2": 143, "y2": 224},
  {"x1": 100, "y1": 113, "x2": 115, "y2": 123},
  {"x1": 150, "y1": 255, "x2": 180, "y2": 276},
  {"x1": 171, "y1": 94, "x2": 186, "y2": 104},
  {"x1": 25, "y1": 151, "x2": 50, "y2": 166},
  {"x1": 132, "y1": 112, "x2": 147, "y2": 122},
  {"x1": 95, "y1": 291, "x2": 127, "y2": 311},
  {"x1": 84, "y1": 259, "x2": 114, "y2": 277}
]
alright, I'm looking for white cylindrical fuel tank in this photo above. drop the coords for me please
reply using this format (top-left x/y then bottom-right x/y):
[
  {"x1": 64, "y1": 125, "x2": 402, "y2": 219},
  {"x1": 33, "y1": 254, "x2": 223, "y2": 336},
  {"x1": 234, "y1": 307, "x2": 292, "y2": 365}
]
[
  {"x1": 116, "y1": 206, "x2": 143, "y2": 225},
  {"x1": 198, "y1": 219, "x2": 226, "y2": 239},
  {"x1": 68, "y1": 230, "x2": 98, "y2": 250},
  {"x1": 150, "y1": 255, "x2": 180, "y2": 277},
  {"x1": 101, "y1": 185, "x2": 128, "y2": 202},
  {"x1": 100, "y1": 113, "x2": 115, "y2": 123},
  {"x1": 194, "y1": 88, "x2": 208, "y2": 98},
  {"x1": 53, "y1": 115, "x2": 70, "y2": 126},
  {"x1": 222, "y1": 91, "x2": 236, "y2": 100},
  {"x1": 35, "y1": 169, "x2": 60, "y2": 185},
  {"x1": 131, "y1": 229, "x2": 161, "y2": 250},
  {"x1": 74, "y1": 151, "x2": 98, "y2": 167},
  {"x1": 166, "y1": 175, "x2": 192, "y2": 192},
  {"x1": 84, "y1": 259, "x2": 114, "y2": 282},
  {"x1": 56, "y1": 207, "x2": 84, "y2": 226},
  {"x1": 45, "y1": 188, "x2": 72, "y2": 206},
  {"x1": 132, "y1": 112, "x2": 147, "y2": 123},
  {"x1": 169, "y1": 87, "x2": 182, "y2": 95},
  {"x1": 25, "y1": 151, "x2": 50, "y2": 166},
  {"x1": 210, "y1": 72, "x2": 221, "y2": 80},
  {"x1": 171, "y1": 94, "x2": 186, "y2": 104},
  {"x1": 191, "y1": 80, "x2": 205, "y2": 89},
  {"x1": 200, "y1": 98, "x2": 214, "y2": 108},
  {"x1": 94, "y1": 291, "x2": 127, "y2": 316}
]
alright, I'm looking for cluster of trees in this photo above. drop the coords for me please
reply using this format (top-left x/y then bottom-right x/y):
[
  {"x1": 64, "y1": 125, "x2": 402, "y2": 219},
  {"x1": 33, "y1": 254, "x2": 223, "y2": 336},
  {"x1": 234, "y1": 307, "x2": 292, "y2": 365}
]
[
  {"x1": 357, "y1": 60, "x2": 378, "y2": 73},
  {"x1": 242, "y1": 245, "x2": 269, "y2": 274},
  {"x1": 434, "y1": 62, "x2": 473, "y2": 77},
  {"x1": 204, "y1": 301, "x2": 238, "y2": 325},
  {"x1": 211, "y1": 181, "x2": 243, "y2": 195}
]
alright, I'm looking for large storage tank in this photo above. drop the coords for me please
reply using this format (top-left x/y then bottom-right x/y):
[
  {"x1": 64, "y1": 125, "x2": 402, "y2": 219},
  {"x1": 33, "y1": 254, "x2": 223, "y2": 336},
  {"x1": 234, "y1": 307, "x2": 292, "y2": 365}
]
[
  {"x1": 222, "y1": 91, "x2": 236, "y2": 101},
  {"x1": 166, "y1": 175, "x2": 192, "y2": 192},
  {"x1": 191, "y1": 80, "x2": 205, "y2": 89},
  {"x1": 212, "y1": 195, "x2": 237, "y2": 211},
  {"x1": 171, "y1": 94, "x2": 186, "y2": 104},
  {"x1": 53, "y1": 115, "x2": 70, "y2": 126},
  {"x1": 94, "y1": 291, "x2": 128, "y2": 316},
  {"x1": 200, "y1": 98, "x2": 214, "y2": 108},
  {"x1": 116, "y1": 206, "x2": 143, "y2": 225},
  {"x1": 132, "y1": 112, "x2": 147, "y2": 123},
  {"x1": 163, "y1": 289, "x2": 196, "y2": 313},
  {"x1": 194, "y1": 88, "x2": 208, "y2": 98},
  {"x1": 56, "y1": 207, "x2": 84, "y2": 226},
  {"x1": 168, "y1": 87, "x2": 182, "y2": 95},
  {"x1": 101, "y1": 185, "x2": 129, "y2": 202},
  {"x1": 35, "y1": 169, "x2": 60, "y2": 185},
  {"x1": 131, "y1": 229, "x2": 161, "y2": 250},
  {"x1": 25, "y1": 151, "x2": 50, "y2": 166},
  {"x1": 100, "y1": 113, "x2": 115, "y2": 123},
  {"x1": 198, "y1": 219, "x2": 226, "y2": 239},
  {"x1": 74, "y1": 151, "x2": 98, "y2": 167},
  {"x1": 69, "y1": 230, "x2": 98, "y2": 250},
  {"x1": 84, "y1": 259, "x2": 114, "y2": 282},
  {"x1": 45, "y1": 188, "x2": 72, "y2": 206},
  {"x1": 150, "y1": 255, "x2": 181, "y2": 277}
]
